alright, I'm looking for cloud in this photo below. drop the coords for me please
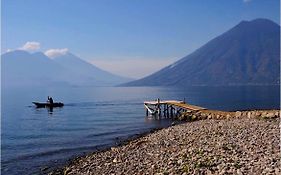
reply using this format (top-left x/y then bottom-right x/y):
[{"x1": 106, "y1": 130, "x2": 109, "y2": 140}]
[
  {"x1": 19, "y1": 41, "x2": 40, "y2": 51},
  {"x1": 44, "y1": 48, "x2": 68, "y2": 58},
  {"x1": 243, "y1": 0, "x2": 252, "y2": 3}
]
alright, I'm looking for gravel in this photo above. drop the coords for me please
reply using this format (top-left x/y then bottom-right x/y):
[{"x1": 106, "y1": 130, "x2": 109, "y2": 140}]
[{"x1": 50, "y1": 117, "x2": 280, "y2": 175}]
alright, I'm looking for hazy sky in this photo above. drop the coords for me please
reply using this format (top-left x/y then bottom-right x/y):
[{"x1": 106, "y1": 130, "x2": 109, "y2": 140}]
[{"x1": 2, "y1": 0, "x2": 280, "y2": 78}]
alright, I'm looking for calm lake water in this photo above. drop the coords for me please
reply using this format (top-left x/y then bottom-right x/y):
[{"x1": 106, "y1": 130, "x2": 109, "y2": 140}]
[{"x1": 1, "y1": 86, "x2": 280, "y2": 175}]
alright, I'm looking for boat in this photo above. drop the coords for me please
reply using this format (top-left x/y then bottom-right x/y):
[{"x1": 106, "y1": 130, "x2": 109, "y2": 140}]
[{"x1": 32, "y1": 102, "x2": 64, "y2": 108}]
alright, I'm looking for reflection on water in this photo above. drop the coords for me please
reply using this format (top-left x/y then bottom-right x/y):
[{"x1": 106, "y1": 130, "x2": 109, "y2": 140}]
[{"x1": 1, "y1": 86, "x2": 279, "y2": 175}]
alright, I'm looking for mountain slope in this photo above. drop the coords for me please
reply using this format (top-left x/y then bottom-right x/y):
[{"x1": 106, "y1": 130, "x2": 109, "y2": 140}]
[
  {"x1": 53, "y1": 53, "x2": 131, "y2": 86},
  {"x1": 1, "y1": 50, "x2": 68, "y2": 87},
  {"x1": 122, "y1": 18, "x2": 280, "y2": 86},
  {"x1": 1, "y1": 50, "x2": 132, "y2": 87}
]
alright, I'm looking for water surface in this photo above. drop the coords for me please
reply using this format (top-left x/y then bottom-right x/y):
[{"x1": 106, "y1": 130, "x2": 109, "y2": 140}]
[{"x1": 1, "y1": 86, "x2": 279, "y2": 175}]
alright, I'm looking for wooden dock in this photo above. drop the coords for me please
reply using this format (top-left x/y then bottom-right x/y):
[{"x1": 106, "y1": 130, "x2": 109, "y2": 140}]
[{"x1": 144, "y1": 99, "x2": 206, "y2": 118}]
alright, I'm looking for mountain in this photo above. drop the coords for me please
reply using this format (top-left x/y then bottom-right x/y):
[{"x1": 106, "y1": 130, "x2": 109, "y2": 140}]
[
  {"x1": 1, "y1": 50, "x2": 67, "y2": 87},
  {"x1": 122, "y1": 18, "x2": 280, "y2": 86},
  {"x1": 53, "y1": 53, "x2": 132, "y2": 86},
  {"x1": 1, "y1": 50, "x2": 131, "y2": 87}
]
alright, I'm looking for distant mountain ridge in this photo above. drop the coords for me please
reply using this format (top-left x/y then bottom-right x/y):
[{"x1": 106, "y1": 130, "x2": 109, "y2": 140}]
[
  {"x1": 53, "y1": 53, "x2": 129, "y2": 86},
  {"x1": 122, "y1": 18, "x2": 280, "y2": 86},
  {"x1": 1, "y1": 50, "x2": 131, "y2": 87}
]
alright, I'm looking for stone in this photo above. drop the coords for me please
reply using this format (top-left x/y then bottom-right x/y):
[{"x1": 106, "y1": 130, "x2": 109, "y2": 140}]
[
  {"x1": 113, "y1": 158, "x2": 118, "y2": 163},
  {"x1": 206, "y1": 169, "x2": 213, "y2": 175},
  {"x1": 201, "y1": 115, "x2": 207, "y2": 119},
  {"x1": 191, "y1": 115, "x2": 197, "y2": 121},
  {"x1": 266, "y1": 113, "x2": 275, "y2": 118},
  {"x1": 226, "y1": 114, "x2": 231, "y2": 119},
  {"x1": 177, "y1": 159, "x2": 183, "y2": 164},
  {"x1": 247, "y1": 112, "x2": 251, "y2": 118},
  {"x1": 255, "y1": 112, "x2": 261, "y2": 117},
  {"x1": 41, "y1": 166, "x2": 49, "y2": 171},
  {"x1": 235, "y1": 111, "x2": 242, "y2": 118},
  {"x1": 275, "y1": 168, "x2": 280, "y2": 174},
  {"x1": 111, "y1": 147, "x2": 118, "y2": 152},
  {"x1": 236, "y1": 169, "x2": 243, "y2": 175}
]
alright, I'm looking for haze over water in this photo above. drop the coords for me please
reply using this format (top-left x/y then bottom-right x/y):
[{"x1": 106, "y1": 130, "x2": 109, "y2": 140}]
[{"x1": 1, "y1": 85, "x2": 279, "y2": 175}]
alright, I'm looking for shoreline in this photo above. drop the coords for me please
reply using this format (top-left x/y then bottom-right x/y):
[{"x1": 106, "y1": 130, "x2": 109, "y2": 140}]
[
  {"x1": 49, "y1": 109, "x2": 280, "y2": 175},
  {"x1": 46, "y1": 124, "x2": 174, "y2": 174}
]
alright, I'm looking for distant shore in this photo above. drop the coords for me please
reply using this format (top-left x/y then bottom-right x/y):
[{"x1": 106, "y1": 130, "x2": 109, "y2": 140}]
[{"x1": 49, "y1": 109, "x2": 280, "y2": 175}]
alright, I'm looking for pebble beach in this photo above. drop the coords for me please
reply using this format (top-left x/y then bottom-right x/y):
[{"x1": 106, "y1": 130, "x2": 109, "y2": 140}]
[{"x1": 50, "y1": 110, "x2": 280, "y2": 175}]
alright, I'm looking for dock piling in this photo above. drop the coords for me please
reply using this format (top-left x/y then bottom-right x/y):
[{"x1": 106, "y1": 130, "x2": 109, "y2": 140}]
[{"x1": 144, "y1": 99, "x2": 206, "y2": 119}]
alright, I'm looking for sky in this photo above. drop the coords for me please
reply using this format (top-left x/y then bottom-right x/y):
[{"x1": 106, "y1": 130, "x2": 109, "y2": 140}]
[{"x1": 2, "y1": 0, "x2": 280, "y2": 78}]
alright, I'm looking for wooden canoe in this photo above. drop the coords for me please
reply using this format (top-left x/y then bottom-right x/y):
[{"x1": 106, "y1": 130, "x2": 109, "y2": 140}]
[{"x1": 32, "y1": 102, "x2": 64, "y2": 108}]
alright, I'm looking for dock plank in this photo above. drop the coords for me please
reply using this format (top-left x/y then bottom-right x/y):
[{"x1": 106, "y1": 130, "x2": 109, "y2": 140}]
[
  {"x1": 166, "y1": 101, "x2": 206, "y2": 111},
  {"x1": 144, "y1": 100, "x2": 206, "y2": 111}
]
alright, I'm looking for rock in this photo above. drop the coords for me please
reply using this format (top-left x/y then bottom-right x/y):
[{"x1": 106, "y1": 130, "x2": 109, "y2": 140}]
[
  {"x1": 111, "y1": 147, "x2": 118, "y2": 152},
  {"x1": 216, "y1": 115, "x2": 220, "y2": 119},
  {"x1": 236, "y1": 169, "x2": 243, "y2": 175},
  {"x1": 266, "y1": 113, "x2": 275, "y2": 118},
  {"x1": 275, "y1": 168, "x2": 280, "y2": 174},
  {"x1": 177, "y1": 159, "x2": 183, "y2": 164},
  {"x1": 191, "y1": 115, "x2": 197, "y2": 121},
  {"x1": 201, "y1": 114, "x2": 207, "y2": 120},
  {"x1": 63, "y1": 168, "x2": 71, "y2": 175},
  {"x1": 219, "y1": 169, "x2": 226, "y2": 175},
  {"x1": 263, "y1": 167, "x2": 272, "y2": 173},
  {"x1": 255, "y1": 112, "x2": 261, "y2": 117},
  {"x1": 113, "y1": 158, "x2": 118, "y2": 163},
  {"x1": 226, "y1": 114, "x2": 231, "y2": 119},
  {"x1": 261, "y1": 112, "x2": 267, "y2": 117},
  {"x1": 235, "y1": 111, "x2": 242, "y2": 118},
  {"x1": 41, "y1": 166, "x2": 49, "y2": 171},
  {"x1": 206, "y1": 169, "x2": 213, "y2": 175},
  {"x1": 247, "y1": 112, "x2": 251, "y2": 118}
]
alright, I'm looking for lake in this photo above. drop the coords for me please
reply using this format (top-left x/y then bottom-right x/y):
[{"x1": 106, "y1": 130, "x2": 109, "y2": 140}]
[{"x1": 1, "y1": 85, "x2": 280, "y2": 175}]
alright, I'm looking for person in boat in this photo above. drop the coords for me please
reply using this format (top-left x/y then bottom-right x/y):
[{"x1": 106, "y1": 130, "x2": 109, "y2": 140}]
[
  {"x1": 49, "y1": 97, "x2": 54, "y2": 104},
  {"x1": 47, "y1": 96, "x2": 50, "y2": 103}
]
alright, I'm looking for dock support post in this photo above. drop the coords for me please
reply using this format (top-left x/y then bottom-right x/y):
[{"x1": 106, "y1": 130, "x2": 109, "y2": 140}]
[
  {"x1": 144, "y1": 99, "x2": 206, "y2": 119},
  {"x1": 163, "y1": 104, "x2": 166, "y2": 118},
  {"x1": 165, "y1": 104, "x2": 168, "y2": 118},
  {"x1": 166, "y1": 104, "x2": 168, "y2": 118},
  {"x1": 157, "y1": 98, "x2": 160, "y2": 118}
]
